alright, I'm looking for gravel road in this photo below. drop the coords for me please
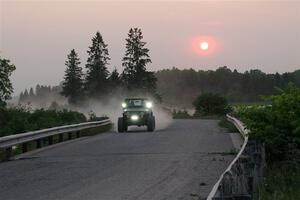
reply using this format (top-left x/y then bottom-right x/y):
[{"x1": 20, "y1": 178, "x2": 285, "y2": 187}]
[{"x1": 0, "y1": 119, "x2": 236, "y2": 200}]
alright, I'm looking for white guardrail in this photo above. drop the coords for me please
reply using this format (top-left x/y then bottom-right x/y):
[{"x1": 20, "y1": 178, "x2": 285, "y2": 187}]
[
  {"x1": 206, "y1": 114, "x2": 249, "y2": 200},
  {"x1": 0, "y1": 119, "x2": 111, "y2": 159}
]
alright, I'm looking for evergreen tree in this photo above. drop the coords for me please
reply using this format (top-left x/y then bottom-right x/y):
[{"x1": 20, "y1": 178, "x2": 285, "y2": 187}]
[
  {"x1": 36, "y1": 84, "x2": 41, "y2": 96},
  {"x1": 0, "y1": 57, "x2": 16, "y2": 105},
  {"x1": 61, "y1": 49, "x2": 84, "y2": 104},
  {"x1": 19, "y1": 92, "x2": 24, "y2": 103},
  {"x1": 109, "y1": 68, "x2": 120, "y2": 88},
  {"x1": 121, "y1": 28, "x2": 157, "y2": 95},
  {"x1": 85, "y1": 32, "x2": 110, "y2": 99},
  {"x1": 23, "y1": 89, "x2": 29, "y2": 103},
  {"x1": 29, "y1": 87, "x2": 34, "y2": 96}
]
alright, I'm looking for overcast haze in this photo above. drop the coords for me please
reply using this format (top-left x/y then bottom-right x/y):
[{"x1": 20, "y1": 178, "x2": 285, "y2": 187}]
[{"x1": 0, "y1": 0, "x2": 299, "y2": 94}]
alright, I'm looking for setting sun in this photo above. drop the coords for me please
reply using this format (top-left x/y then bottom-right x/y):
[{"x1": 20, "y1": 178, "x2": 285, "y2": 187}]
[
  {"x1": 192, "y1": 36, "x2": 217, "y2": 56},
  {"x1": 200, "y1": 41, "x2": 209, "y2": 50}
]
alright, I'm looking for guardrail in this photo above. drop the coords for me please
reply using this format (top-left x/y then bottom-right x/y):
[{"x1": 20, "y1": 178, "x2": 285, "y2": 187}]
[
  {"x1": 207, "y1": 114, "x2": 265, "y2": 200},
  {"x1": 0, "y1": 119, "x2": 111, "y2": 161}
]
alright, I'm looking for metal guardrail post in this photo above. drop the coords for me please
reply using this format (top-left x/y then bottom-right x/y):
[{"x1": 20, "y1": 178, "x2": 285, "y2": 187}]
[
  {"x1": 37, "y1": 139, "x2": 42, "y2": 148},
  {"x1": 76, "y1": 131, "x2": 80, "y2": 138},
  {"x1": 59, "y1": 134, "x2": 63, "y2": 142},
  {"x1": 48, "y1": 136, "x2": 53, "y2": 145},
  {"x1": 5, "y1": 147, "x2": 12, "y2": 161},
  {"x1": 22, "y1": 143, "x2": 28, "y2": 153},
  {"x1": 68, "y1": 132, "x2": 72, "y2": 140}
]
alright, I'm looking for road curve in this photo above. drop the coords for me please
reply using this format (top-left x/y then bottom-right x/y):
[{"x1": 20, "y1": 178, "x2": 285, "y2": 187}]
[{"x1": 0, "y1": 119, "x2": 236, "y2": 200}]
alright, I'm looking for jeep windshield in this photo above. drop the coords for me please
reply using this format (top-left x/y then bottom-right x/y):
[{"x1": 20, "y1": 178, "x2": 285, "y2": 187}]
[{"x1": 124, "y1": 99, "x2": 147, "y2": 108}]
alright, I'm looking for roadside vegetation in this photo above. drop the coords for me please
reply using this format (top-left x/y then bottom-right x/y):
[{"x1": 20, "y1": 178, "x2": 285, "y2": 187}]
[
  {"x1": 172, "y1": 109, "x2": 192, "y2": 119},
  {"x1": 193, "y1": 93, "x2": 231, "y2": 116},
  {"x1": 172, "y1": 93, "x2": 233, "y2": 120},
  {"x1": 0, "y1": 106, "x2": 87, "y2": 137},
  {"x1": 237, "y1": 83, "x2": 300, "y2": 200}
]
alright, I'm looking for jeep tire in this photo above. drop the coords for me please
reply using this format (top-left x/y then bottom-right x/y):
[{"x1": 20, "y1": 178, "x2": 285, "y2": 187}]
[
  {"x1": 147, "y1": 116, "x2": 155, "y2": 132},
  {"x1": 118, "y1": 117, "x2": 124, "y2": 133}
]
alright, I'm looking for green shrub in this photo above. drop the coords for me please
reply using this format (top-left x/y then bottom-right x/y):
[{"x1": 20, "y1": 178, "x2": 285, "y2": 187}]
[
  {"x1": 193, "y1": 93, "x2": 231, "y2": 116},
  {"x1": 236, "y1": 84, "x2": 300, "y2": 199},
  {"x1": 237, "y1": 84, "x2": 300, "y2": 163},
  {"x1": 0, "y1": 107, "x2": 86, "y2": 137},
  {"x1": 172, "y1": 109, "x2": 191, "y2": 119},
  {"x1": 258, "y1": 166, "x2": 300, "y2": 200}
]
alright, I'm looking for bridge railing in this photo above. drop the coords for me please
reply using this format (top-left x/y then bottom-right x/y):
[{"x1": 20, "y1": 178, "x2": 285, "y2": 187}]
[
  {"x1": 0, "y1": 119, "x2": 111, "y2": 161},
  {"x1": 207, "y1": 114, "x2": 265, "y2": 200}
]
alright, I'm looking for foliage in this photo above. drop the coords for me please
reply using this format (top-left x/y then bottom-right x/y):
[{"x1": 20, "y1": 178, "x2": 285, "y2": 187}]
[
  {"x1": 193, "y1": 93, "x2": 231, "y2": 116},
  {"x1": 88, "y1": 110, "x2": 97, "y2": 121},
  {"x1": 237, "y1": 83, "x2": 300, "y2": 163},
  {"x1": 235, "y1": 84, "x2": 300, "y2": 199},
  {"x1": 107, "y1": 68, "x2": 121, "y2": 96},
  {"x1": 156, "y1": 67, "x2": 300, "y2": 107},
  {"x1": 85, "y1": 32, "x2": 110, "y2": 99},
  {"x1": 258, "y1": 166, "x2": 300, "y2": 200},
  {"x1": 0, "y1": 106, "x2": 86, "y2": 137},
  {"x1": 0, "y1": 57, "x2": 16, "y2": 104},
  {"x1": 61, "y1": 49, "x2": 84, "y2": 105},
  {"x1": 172, "y1": 109, "x2": 191, "y2": 119},
  {"x1": 121, "y1": 28, "x2": 157, "y2": 96}
]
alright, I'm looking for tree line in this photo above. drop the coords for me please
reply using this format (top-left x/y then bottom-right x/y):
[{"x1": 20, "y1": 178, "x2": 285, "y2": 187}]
[
  {"x1": 60, "y1": 28, "x2": 157, "y2": 105},
  {"x1": 156, "y1": 67, "x2": 300, "y2": 107},
  {"x1": 19, "y1": 85, "x2": 64, "y2": 108},
  {"x1": 19, "y1": 66, "x2": 300, "y2": 108}
]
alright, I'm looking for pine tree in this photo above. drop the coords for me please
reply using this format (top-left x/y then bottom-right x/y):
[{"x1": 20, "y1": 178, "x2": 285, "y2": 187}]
[
  {"x1": 19, "y1": 92, "x2": 24, "y2": 103},
  {"x1": 35, "y1": 84, "x2": 41, "y2": 96},
  {"x1": 107, "y1": 68, "x2": 121, "y2": 96},
  {"x1": 23, "y1": 89, "x2": 29, "y2": 102},
  {"x1": 109, "y1": 68, "x2": 120, "y2": 88},
  {"x1": 0, "y1": 57, "x2": 16, "y2": 104},
  {"x1": 85, "y1": 32, "x2": 110, "y2": 99},
  {"x1": 61, "y1": 49, "x2": 84, "y2": 105},
  {"x1": 29, "y1": 87, "x2": 34, "y2": 96},
  {"x1": 121, "y1": 28, "x2": 156, "y2": 95}
]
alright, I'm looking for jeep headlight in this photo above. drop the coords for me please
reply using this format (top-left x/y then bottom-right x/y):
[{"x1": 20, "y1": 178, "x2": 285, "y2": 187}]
[
  {"x1": 146, "y1": 101, "x2": 153, "y2": 108},
  {"x1": 131, "y1": 115, "x2": 139, "y2": 121},
  {"x1": 121, "y1": 102, "x2": 127, "y2": 108}
]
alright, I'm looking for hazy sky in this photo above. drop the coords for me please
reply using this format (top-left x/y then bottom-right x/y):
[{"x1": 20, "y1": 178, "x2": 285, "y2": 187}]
[{"x1": 0, "y1": 0, "x2": 299, "y2": 94}]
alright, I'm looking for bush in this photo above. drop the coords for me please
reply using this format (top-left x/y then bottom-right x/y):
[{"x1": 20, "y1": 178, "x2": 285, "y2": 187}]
[
  {"x1": 258, "y1": 166, "x2": 300, "y2": 200},
  {"x1": 236, "y1": 84, "x2": 300, "y2": 199},
  {"x1": 172, "y1": 109, "x2": 191, "y2": 119},
  {"x1": 237, "y1": 84, "x2": 300, "y2": 163},
  {"x1": 193, "y1": 93, "x2": 231, "y2": 116},
  {"x1": 0, "y1": 107, "x2": 86, "y2": 137}
]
